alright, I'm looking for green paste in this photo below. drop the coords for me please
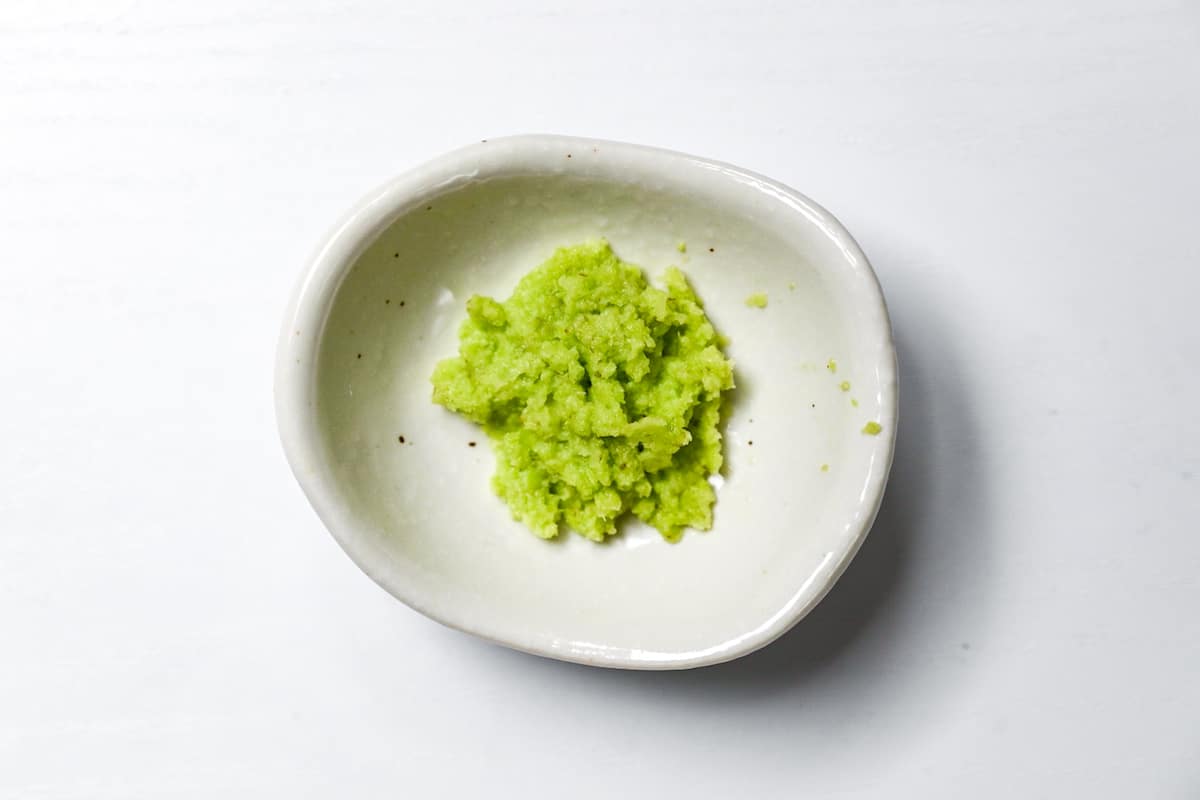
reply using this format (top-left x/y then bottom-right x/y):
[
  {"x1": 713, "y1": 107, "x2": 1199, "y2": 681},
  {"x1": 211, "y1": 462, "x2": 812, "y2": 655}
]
[
  {"x1": 431, "y1": 241, "x2": 735, "y2": 543},
  {"x1": 862, "y1": 421, "x2": 883, "y2": 436},
  {"x1": 745, "y1": 292, "x2": 768, "y2": 308}
]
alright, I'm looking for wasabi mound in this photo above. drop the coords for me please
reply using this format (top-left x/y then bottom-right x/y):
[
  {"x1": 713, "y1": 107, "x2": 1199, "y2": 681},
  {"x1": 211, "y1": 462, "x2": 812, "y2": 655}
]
[{"x1": 431, "y1": 241, "x2": 734, "y2": 542}]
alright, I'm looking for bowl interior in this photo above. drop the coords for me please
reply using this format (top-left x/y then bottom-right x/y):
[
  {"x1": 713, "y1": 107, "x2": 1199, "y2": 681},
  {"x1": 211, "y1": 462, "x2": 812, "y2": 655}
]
[{"x1": 307, "y1": 151, "x2": 894, "y2": 667}]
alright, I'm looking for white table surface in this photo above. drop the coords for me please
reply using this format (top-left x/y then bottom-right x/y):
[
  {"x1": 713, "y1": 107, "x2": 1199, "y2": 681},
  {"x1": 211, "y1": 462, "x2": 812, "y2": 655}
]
[{"x1": 3, "y1": 1, "x2": 1198, "y2": 796}]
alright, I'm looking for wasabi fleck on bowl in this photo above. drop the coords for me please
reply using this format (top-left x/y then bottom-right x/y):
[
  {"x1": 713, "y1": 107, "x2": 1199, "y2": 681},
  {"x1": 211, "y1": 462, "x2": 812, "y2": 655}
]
[{"x1": 275, "y1": 135, "x2": 898, "y2": 670}]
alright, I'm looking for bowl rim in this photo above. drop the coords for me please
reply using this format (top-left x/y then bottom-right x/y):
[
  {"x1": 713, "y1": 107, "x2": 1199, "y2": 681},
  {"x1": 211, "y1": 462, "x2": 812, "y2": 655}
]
[{"x1": 274, "y1": 134, "x2": 899, "y2": 670}]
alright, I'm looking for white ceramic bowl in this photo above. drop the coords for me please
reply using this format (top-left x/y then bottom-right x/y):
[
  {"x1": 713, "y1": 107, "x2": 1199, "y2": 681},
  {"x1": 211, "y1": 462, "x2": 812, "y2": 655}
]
[{"x1": 275, "y1": 135, "x2": 897, "y2": 669}]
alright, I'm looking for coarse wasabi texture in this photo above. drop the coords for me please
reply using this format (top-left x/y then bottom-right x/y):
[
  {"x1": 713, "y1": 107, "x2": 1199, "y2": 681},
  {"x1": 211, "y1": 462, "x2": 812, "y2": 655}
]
[
  {"x1": 745, "y1": 292, "x2": 768, "y2": 308},
  {"x1": 431, "y1": 240, "x2": 735, "y2": 543},
  {"x1": 862, "y1": 421, "x2": 883, "y2": 436}
]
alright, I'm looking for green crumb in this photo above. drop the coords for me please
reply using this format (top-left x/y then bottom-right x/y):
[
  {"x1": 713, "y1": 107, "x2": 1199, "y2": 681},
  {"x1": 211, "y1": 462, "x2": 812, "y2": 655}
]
[
  {"x1": 430, "y1": 240, "x2": 735, "y2": 543},
  {"x1": 677, "y1": 241, "x2": 687, "y2": 253},
  {"x1": 851, "y1": 398, "x2": 859, "y2": 408},
  {"x1": 826, "y1": 358, "x2": 837, "y2": 373},
  {"x1": 820, "y1": 463, "x2": 830, "y2": 472},
  {"x1": 788, "y1": 281, "x2": 796, "y2": 291},
  {"x1": 862, "y1": 421, "x2": 883, "y2": 436},
  {"x1": 745, "y1": 292, "x2": 768, "y2": 309},
  {"x1": 840, "y1": 380, "x2": 851, "y2": 392}
]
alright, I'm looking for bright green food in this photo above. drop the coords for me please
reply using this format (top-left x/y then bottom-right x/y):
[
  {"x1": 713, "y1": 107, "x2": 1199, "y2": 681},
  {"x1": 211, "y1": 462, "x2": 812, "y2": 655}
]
[
  {"x1": 862, "y1": 421, "x2": 883, "y2": 436},
  {"x1": 431, "y1": 241, "x2": 735, "y2": 543},
  {"x1": 744, "y1": 292, "x2": 768, "y2": 308}
]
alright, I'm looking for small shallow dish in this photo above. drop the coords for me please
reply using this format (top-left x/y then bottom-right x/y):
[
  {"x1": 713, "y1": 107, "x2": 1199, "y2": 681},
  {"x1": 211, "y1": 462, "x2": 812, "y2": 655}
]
[{"x1": 276, "y1": 135, "x2": 897, "y2": 669}]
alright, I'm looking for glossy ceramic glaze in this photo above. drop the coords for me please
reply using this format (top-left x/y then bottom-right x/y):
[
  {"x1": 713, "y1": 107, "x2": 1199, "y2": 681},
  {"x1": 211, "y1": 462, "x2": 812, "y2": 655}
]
[{"x1": 275, "y1": 135, "x2": 897, "y2": 669}]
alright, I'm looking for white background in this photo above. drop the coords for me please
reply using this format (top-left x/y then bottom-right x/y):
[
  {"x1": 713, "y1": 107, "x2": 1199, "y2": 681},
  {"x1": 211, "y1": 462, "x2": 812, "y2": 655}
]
[{"x1": 3, "y1": 1, "x2": 1198, "y2": 796}]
